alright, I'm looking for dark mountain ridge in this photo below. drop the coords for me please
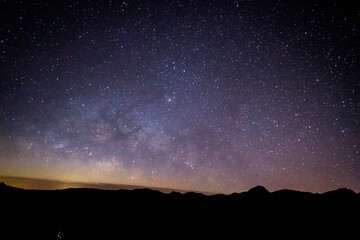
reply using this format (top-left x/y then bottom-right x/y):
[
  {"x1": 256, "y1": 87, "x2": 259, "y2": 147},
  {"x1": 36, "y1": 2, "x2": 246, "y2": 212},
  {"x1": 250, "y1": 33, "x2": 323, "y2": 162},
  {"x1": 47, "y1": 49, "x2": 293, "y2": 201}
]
[{"x1": 1, "y1": 182, "x2": 359, "y2": 239}]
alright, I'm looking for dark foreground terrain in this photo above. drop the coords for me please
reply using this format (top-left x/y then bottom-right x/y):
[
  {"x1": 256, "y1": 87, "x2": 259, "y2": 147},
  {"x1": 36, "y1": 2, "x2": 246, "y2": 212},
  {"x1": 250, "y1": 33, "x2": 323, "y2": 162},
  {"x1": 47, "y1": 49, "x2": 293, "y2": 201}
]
[{"x1": 1, "y1": 182, "x2": 359, "y2": 239}]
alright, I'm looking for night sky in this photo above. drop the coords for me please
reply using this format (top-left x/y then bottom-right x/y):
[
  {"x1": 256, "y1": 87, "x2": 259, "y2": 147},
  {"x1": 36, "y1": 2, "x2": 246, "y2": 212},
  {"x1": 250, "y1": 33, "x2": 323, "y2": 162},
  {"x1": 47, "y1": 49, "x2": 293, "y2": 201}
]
[{"x1": 0, "y1": 0, "x2": 359, "y2": 193}]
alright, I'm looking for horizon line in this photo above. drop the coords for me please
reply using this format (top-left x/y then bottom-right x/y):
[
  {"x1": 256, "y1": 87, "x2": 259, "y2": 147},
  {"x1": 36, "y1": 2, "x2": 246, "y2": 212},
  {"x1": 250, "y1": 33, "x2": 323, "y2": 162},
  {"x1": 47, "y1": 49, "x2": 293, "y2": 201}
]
[
  {"x1": 0, "y1": 174, "x2": 217, "y2": 195},
  {"x1": 0, "y1": 174, "x2": 357, "y2": 195}
]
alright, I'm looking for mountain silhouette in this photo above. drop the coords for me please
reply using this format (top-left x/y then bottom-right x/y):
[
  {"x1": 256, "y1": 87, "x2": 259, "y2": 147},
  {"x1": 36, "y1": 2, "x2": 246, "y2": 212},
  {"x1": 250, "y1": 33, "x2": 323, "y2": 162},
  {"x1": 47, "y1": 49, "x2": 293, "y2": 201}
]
[
  {"x1": 1, "y1": 182, "x2": 359, "y2": 240},
  {"x1": 247, "y1": 185, "x2": 270, "y2": 195},
  {"x1": 0, "y1": 181, "x2": 23, "y2": 192}
]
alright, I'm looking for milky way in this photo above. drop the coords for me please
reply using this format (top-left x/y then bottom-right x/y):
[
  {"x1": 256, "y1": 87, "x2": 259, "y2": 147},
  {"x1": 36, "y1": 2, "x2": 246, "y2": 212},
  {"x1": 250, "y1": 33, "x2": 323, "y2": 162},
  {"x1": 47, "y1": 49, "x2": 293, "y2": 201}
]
[{"x1": 0, "y1": 0, "x2": 359, "y2": 193}]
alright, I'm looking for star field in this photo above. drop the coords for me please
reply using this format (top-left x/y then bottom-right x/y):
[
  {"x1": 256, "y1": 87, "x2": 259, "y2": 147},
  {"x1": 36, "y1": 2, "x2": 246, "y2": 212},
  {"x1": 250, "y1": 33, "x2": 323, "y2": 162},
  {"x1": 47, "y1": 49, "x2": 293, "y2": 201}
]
[{"x1": 0, "y1": 0, "x2": 359, "y2": 193}]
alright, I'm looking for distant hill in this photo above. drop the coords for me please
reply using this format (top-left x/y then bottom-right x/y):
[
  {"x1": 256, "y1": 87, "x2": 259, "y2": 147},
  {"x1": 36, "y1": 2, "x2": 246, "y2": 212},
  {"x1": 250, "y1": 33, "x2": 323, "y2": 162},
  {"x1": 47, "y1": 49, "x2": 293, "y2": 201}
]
[
  {"x1": 0, "y1": 175, "x2": 197, "y2": 193},
  {"x1": 1, "y1": 182, "x2": 359, "y2": 240}
]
